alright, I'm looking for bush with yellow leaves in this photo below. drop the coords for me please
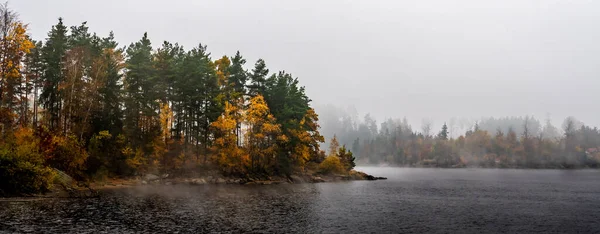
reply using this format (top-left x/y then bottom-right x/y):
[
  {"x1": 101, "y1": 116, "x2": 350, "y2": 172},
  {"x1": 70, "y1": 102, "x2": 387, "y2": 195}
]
[{"x1": 318, "y1": 155, "x2": 346, "y2": 175}]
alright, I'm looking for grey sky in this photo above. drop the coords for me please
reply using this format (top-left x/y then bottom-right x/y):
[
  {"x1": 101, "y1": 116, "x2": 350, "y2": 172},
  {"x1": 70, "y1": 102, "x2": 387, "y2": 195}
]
[{"x1": 14, "y1": 0, "x2": 600, "y2": 130}]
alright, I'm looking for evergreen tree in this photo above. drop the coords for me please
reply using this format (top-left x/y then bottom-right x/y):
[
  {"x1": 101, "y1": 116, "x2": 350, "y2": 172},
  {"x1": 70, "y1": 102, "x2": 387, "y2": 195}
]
[
  {"x1": 248, "y1": 59, "x2": 268, "y2": 97},
  {"x1": 23, "y1": 41, "x2": 44, "y2": 127},
  {"x1": 178, "y1": 44, "x2": 220, "y2": 162},
  {"x1": 40, "y1": 18, "x2": 68, "y2": 131},
  {"x1": 337, "y1": 145, "x2": 356, "y2": 172},
  {"x1": 352, "y1": 137, "x2": 360, "y2": 159},
  {"x1": 227, "y1": 51, "x2": 248, "y2": 146},
  {"x1": 91, "y1": 32, "x2": 124, "y2": 136},
  {"x1": 228, "y1": 51, "x2": 247, "y2": 96},
  {"x1": 438, "y1": 123, "x2": 449, "y2": 140}
]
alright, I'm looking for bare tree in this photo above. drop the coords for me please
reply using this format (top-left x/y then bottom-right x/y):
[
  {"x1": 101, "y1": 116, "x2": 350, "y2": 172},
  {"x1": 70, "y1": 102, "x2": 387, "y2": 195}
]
[
  {"x1": 421, "y1": 118, "x2": 433, "y2": 137},
  {"x1": 449, "y1": 117, "x2": 457, "y2": 139},
  {"x1": 562, "y1": 116, "x2": 579, "y2": 136}
]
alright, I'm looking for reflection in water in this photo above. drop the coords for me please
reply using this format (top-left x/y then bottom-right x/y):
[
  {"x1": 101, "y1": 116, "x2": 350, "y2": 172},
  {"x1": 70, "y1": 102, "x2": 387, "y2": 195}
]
[{"x1": 1, "y1": 167, "x2": 600, "y2": 233}]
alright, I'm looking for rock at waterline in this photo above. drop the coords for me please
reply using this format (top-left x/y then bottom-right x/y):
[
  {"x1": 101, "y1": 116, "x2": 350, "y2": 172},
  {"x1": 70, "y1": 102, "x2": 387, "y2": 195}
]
[
  {"x1": 289, "y1": 175, "x2": 305, "y2": 183},
  {"x1": 365, "y1": 175, "x2": 387, "y2": 180},
  {"x1": 143, "y1": 174, "x2": 160, "y2": 181},
  {"x1": 215, "y1": 178, "x2": 226, "y2": 184},
  {"x1": 190, "y1": 178, "x2": 206, "y2": 185},
  {"x1": 311, "y1": 176, "x2": 326, "y2": 183}
]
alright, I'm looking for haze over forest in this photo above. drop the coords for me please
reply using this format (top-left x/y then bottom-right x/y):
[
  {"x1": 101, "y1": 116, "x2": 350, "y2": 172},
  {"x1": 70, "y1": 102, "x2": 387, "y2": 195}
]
[{"x1": 14, "y1": 0, "x2": 600, "y2": 131}]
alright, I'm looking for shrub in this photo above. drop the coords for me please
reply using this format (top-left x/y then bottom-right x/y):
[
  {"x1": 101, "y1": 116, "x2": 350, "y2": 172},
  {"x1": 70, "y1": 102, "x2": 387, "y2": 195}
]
[
  {"x1": 0, "y1": 128, "x2": 55, "y2": 196},
  {"x1": 40, "y1": 133, "x2": 88, "y2": 180},
  {"x1": 0, "y1": 153, "x2": 55, "y2": 196},
  {"x1": 318, "y1": 156, "x2": 345, "y2": 175}
]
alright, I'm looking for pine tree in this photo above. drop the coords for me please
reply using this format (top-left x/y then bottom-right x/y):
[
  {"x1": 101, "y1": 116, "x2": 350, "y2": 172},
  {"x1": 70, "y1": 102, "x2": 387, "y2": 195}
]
[
  {"x1": 229, "y1": 51, "x2": 247, "y2": 96},
  {"x1": 91, "y1": 32, "x2": 124, "y2": 135},
  {"x1": 352, "y1": 137, "x2": 360, "y2": 160},
  {"x1": 228, "y1": 51, "x2": 248, "y2": 146},
  {"x1": 438, "y1": 123, "x2": 449, "y2": 140},
  {"x1": 259, "y1": 71, "x2": 317, "y2": 174},
  {"x1": 40, "y1": 18, "x2": 68, "y2": 131},
  {"x1": 124, "y1": 33, "x2": 155, "y2": 150},
  {"x1": 248, "y1": 59, "x2": 269, "y2": 97},
  {"x1": 337, "y1": 145, "x2": 356, "y2": 172},
  {"x1": 23, "y1": 41, "x2": 44, "y2": 127},
  {"x1": 178, "y1": 44, "x2": 220, "y2": 163}
]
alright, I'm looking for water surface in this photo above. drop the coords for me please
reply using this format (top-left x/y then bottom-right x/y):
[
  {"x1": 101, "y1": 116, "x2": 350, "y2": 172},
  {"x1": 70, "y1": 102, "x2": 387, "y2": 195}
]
[{"x1": 1, "y1": 167, "x2": 599, "y2": 233}]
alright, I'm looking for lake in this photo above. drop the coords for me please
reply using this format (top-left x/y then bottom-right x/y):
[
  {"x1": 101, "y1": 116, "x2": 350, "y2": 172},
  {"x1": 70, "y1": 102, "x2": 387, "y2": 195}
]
[{"x1": 1, "y1": 167, "x2": 600, "y2": 233}]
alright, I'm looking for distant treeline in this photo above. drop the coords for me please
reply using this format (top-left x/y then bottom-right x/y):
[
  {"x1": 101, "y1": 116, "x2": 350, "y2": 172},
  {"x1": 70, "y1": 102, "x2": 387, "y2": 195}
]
[
  {"x1": 319, "y1": 106, "x2": 600, "y2": 168},
  {"x1": 0, "y1": 6, "x2": 349, "y2": 196}
]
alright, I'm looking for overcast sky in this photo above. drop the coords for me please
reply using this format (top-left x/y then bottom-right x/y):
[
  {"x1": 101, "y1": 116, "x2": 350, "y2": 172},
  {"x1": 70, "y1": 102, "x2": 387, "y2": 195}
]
[{"x1": 13, "y1": 0, "x2": 600, "y2": 129}]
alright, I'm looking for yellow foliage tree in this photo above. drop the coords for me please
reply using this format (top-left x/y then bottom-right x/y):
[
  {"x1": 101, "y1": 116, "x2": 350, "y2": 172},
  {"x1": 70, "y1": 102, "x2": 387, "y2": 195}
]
[
  {"x1": 290, "y1": 108, "x2": 325, "y2": 169},
  {"x1": 212, "y1": 101, "x2": 247, "y2": 175},
  {"x1": 328, "y1": 135, "x2": 339, "y2": 156},
  {"x1": 0, "y1": 19, "x2": 34, "y2": 131},
  {"x1": 152, "y1": 102, "x2": 174, "y2": 171},
  {"x1": 244, "y1": 95, "x2": 283, "y2": 173},
  {"x1": 214, "y1": 55, "x2": 244, "y2": 146}
]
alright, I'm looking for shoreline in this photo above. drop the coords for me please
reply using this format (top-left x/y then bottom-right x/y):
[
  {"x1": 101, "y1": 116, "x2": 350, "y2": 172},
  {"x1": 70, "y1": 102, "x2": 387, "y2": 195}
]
[
  {"x1": 91, "y1": 170, "x2": 387, "y2": 189},
  {"x1": 0, "y1": 171, "x2": 387, "y2": 199}
]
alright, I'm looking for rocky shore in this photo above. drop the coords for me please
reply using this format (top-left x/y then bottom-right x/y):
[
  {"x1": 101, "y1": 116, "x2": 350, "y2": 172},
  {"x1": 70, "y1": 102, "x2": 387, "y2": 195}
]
[
  {"x1": 95, "y1": 170, "x2": 386, "y2": 187},
  {"x1": 27, "y1": 170, "x2": 386, "y2": 198}
]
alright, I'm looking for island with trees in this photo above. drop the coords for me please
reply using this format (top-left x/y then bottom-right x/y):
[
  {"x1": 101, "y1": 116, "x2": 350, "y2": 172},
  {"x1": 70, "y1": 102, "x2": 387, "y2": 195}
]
[{"x1": 0, "y1": 6, "x2": 375, "y2": 197}]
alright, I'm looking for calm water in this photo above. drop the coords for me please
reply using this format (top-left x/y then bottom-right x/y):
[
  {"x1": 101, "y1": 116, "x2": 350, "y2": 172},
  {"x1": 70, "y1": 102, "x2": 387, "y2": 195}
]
[{"x1": 1, "y1": 167, "x2": 600, "y2": 233}]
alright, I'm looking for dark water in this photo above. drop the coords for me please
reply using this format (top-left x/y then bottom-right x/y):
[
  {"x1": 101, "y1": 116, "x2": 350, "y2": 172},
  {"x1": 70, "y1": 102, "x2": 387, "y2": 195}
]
[{"x1": 1, "y1": 167, "x2": 600, "y2": 233}]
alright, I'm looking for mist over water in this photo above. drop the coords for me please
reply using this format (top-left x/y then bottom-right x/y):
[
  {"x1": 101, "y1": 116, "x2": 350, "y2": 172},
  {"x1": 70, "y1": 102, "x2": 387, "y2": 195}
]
[{"x1": 2, "y1": 167, "x2": 599, "y2": 233}]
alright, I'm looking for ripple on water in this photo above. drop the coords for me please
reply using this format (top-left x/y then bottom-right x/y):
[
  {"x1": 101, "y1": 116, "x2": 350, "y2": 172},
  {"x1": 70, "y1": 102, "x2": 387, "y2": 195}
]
[{"x1": 1, "y1": 168, "x2": 600, "y2": 233}]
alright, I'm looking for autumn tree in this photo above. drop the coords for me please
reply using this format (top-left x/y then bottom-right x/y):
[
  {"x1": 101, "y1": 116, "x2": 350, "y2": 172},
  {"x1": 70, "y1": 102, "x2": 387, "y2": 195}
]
[
  {"x1": 291, "y1": 108, "x2": 325, "y2": 167},
  {"x1": 215, "y1": 55, "x2": 244, "y2": 147},
  {"x1": 153, "y1": 102, "x2": 174, "y2": 171},
  {"x1": 0, "y1": 6, "x2": 34, "y2": 132},
  {"x1": 211, "y1": 101, "x2": 245, "y2": 175},
  {"x1": 244, "y1": 95, "x2": 283, "y2": 174},
  {"x1": 328, "y1": 135, "x2": 340, "y2": 156}
]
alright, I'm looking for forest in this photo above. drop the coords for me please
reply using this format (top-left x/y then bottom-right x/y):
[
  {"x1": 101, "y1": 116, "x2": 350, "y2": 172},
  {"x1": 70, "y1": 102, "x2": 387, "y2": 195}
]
[
  {"x1": 0, "y1": 6, "x2": 360, "y2": 196},
  {"x1": 2, "y1": 5, "x2": 600, "y2": 197},
  {"x1": 318, "y1": 105, "x2": 600, "y2": 168}
]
